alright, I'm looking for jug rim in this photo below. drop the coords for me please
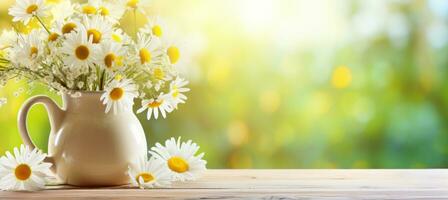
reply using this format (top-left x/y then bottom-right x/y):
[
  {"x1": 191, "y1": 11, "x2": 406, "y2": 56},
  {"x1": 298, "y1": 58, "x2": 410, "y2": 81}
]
[{"x1": 67, "y1": 90, "x2": 104, "y2": 94}]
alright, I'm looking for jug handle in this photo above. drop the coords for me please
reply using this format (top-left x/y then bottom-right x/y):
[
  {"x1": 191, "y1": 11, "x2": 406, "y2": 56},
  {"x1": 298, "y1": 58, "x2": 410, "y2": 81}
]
[{"x1": 17, "y1": 96, "x2": 63, "y2": 171}]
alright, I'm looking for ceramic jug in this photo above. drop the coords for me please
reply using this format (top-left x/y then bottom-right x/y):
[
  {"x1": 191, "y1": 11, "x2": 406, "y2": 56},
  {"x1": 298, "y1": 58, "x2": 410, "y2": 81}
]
[{"x1": 17, "y1": 92, "x2": 147, "y2": 186}]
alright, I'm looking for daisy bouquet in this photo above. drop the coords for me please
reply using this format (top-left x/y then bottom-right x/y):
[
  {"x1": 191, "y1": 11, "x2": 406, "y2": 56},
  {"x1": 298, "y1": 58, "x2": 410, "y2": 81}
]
[
  {"x1": 0, "y1": 0, "x2": 207, "y2": 192},
  {"x1": 0, "y1": 0, "x2": 189, "y2": 119}
]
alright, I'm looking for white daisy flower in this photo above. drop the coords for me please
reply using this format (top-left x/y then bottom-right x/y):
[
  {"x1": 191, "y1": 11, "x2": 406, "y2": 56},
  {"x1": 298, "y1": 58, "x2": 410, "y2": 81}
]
[
  {"x1": 61, "y1": 25, "x2": 98, "y2": 69},
  {"x1": 13, "y1": 30, "x2": 44, "y2": 69},
  {"x1": 50, "y1": 0, "x2": 74, "y2": 21},
  {"x1": 128, "y1": 156, "x2": 171, "y2": 189},
  {"x1": 134, "y1": 32, "x2": 161, "y2": 66},
  {"x1": 101, "y1": 78, "x2": 138, "y2": 114},
  {"x1": 137, "y1": 93, "x2": 173, "y2": 120},
  {"x1": 97, "y1": 0, "x2": 126, "y2": 23},
  {"x1": 167, "y1": 78, "x2": 190, "y2": 108},
  {"x1": 0, "y1": 29, "x2": 17, "y2": 49},
  {"x1": 142, "y1": 17, "x2": 166, "y2": 38},
  {"x1": 8, "y1": 0, "x2": 49, "y2": 25},
  {"x1": 0, "y1": 144, "x2": 52, "y2": 191},
  {"x1": 80, "y1": 0, "x2": 100, "y2": 15},
  {"x1": 149, "y1": 137, "x2": 207, "y2": 181},
  {"x1": 82, "y1": 15, "x2": 113, "y2": 44},
  {"x1": 97, "y1": 42, "x2": 125, "y2": 71}
]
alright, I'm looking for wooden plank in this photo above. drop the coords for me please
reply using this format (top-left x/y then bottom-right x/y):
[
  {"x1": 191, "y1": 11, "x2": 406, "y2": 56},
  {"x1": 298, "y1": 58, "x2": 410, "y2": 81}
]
[{"x1": 1, "y1": 169, "x2": 448, "y2": 199}]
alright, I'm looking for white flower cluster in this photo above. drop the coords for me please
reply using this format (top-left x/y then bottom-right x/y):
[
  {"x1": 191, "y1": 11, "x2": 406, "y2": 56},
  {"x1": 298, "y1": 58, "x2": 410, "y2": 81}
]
[{"x1": 0, "y1": 0, "x2": 189, "y2": 119}]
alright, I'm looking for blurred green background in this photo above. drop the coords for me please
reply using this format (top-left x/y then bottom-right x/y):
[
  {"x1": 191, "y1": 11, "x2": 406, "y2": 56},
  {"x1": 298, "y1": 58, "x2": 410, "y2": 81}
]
[{"x1": 1, "y1": 0, "x2": 448, "y2": 168}]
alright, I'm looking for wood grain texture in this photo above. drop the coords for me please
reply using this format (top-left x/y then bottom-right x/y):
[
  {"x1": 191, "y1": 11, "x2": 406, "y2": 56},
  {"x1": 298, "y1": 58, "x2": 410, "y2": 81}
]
[{"x1": 1, "y1": 169, "x2": 448, "y2": 199}]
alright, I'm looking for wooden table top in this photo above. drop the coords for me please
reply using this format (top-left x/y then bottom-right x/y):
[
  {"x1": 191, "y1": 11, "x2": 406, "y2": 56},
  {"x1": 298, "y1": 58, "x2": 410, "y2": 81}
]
[{"x1": 1, "y1": 169, "x2": 448, "y2": 199}]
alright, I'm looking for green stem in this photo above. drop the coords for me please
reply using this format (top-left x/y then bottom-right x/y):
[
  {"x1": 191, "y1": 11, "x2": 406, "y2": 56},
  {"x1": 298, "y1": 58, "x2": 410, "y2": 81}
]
[{"x1": 34, "y1": 15, "x2": 51, "y2": 34}]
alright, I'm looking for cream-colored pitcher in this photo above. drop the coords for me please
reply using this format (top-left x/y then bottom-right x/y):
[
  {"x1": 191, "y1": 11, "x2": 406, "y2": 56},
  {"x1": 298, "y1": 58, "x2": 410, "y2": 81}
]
[{"x1": 17, "y1": 92, "x2": 147, "y2": 186}]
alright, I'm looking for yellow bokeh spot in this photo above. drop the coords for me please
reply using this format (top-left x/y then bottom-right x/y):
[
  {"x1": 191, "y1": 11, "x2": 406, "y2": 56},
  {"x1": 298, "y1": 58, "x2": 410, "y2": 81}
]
[
  {"x1": 62, "y1": 23, "x2": 77, "y2": 34},
  {"x1": 127, "y1": 0, "x2": 139, "y2": 8},
  {"x1": 207, "y1": 58, "x2": 230, "y2": 87},
  {"x1": 167, "y1": 156, "x2": 189, "y2": 173},
  {"x1": 82, "y1": 5, "x2": 97, "y2": 15},
  {"x1": 331, "y1": 66, "x2": 352, "y2": 89},
  {"x1": 99, "y1": 6, "x2": 110, "y2": 16},
  {"x1": 227, "y1": 120, "x2": 249, "y2": 146},
  {"x1": 87, "y1": 29, "x2": 102, "y2": 44},
  {"x1": 152, "y1": 25, "x2": 163, "y2": 37},
  {"x1": 104, "y1": 53, "x2": 116, "y2": 68},
  {"x1": 259, "y1": 90, "x2": 280, "y2": 113},
  {"x1": 109, "y1": 87, "x2": 124, "y2": 100},
  {"x1": 135, "y1": 172, "x2": 154, "y2": 183},
  {"x1": 167, "y1": 46, "x2": 180, "y2": 64},
  {"x1": 26, "y1": 4, "x2": 38, "y2": 14},
  {"x1": 15, "y1": 164, "x2": 31, "y2": 181},
  {"x1": 139, "y1": 48, "x2": 151, "y2": 64},
  {"x1": 75, "y1": 45, "x2": 89, "y2": 60}
]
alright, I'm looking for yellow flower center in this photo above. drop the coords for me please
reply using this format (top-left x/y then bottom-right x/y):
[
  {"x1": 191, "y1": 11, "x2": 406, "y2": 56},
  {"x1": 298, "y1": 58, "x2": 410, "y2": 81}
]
[
  {"x1": 87, "y1": 29, "x2": 102, "y2": 44},
  {"x1": 82, "y1": 5, "x2": 97, "y2": 15},
  {"x1": 48, "y1": 33, "x2": 59, "y2": 42},
  {"x1": 172, "y1": 89, "x2": 179, "y2": 98},
  {"x1": 112, "y1": 34, "x2": 122, "y2": 43},
  {"x1": 152, "y1": 25, "x2": 163, "y2": 37},
  {"x1": 109, "y1": 87, "x2": 124, "y2": 100},
  {"x1": 114, "y1": 74, "x2": 123, "y2": 81},
  {"x1": 26, "y1": 4, "x2": 38, "y2": 14},
  {"x1": 167, "y1": 46, "x2": 180, "y2": 64},
  {"x1": 46, "y1": 0, "x2": 61, "y2": 3},
  {"x1": 104, "y1": 53, "x2": 116, "y2": 68},
  {"x1": 75, "y1": 45, "x2": 90, "y2": 60},
  {"x1": 135, "y1": 172, "x2": 154, "y2": 183},
  {"x1": 127, "y1": 0, "x2": 139, "y2": 8},
  {"x1": 15, "y1": 164, "x2": 31, "y2": 181},
  {"x1": 62, "y1": 23, "x2": 77, "y2": 34},
  {"x1": 99, "y1": 6, "x2": 110, "y2": 16},
  {"x1": 148, "y1": 100, "x2": 163, "y2": 108},
  {"x1": 139, "y1": 48, "x2": 151, "y2": 64},
  {"x1": 154, "y1": 67, "x2": 164, "y2": 80},
  {"x1": 115, "y1": 56, "x2": 124, "y2": 67},
  {"x1": 30, "y1": 46, "x2": 38, "y2": 57},
  {"x1": 167, "y1": 156, "x2": 189, "y2": 173}
]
